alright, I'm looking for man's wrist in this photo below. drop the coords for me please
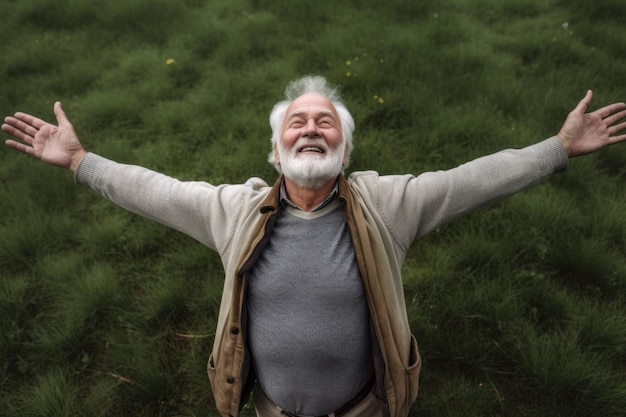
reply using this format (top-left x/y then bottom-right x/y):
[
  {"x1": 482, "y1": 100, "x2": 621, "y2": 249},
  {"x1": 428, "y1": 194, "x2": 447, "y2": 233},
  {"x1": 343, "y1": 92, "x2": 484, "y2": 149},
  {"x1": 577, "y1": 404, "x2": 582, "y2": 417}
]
[
  {"x1": 556, "y1": 132, "x2": 572, "y2": 157},
  {"x1": 69, "y1": 149, "x2": 88, "y2": 172}
]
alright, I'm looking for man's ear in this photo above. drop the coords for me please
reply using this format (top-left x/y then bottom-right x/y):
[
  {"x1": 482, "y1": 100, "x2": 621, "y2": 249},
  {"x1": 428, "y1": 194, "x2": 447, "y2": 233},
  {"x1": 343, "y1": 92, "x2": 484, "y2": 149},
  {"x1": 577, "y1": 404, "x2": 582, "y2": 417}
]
[{"x1": 274, "y1": 143, "x2": 281, "y2": 166}]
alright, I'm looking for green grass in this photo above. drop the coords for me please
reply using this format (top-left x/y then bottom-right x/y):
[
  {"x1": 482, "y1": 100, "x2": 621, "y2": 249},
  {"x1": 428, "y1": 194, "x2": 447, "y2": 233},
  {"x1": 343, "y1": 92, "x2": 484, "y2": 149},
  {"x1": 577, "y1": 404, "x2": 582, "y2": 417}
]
[{"x1": 1, "y1": 0, "x2": 625, "y2": 416}]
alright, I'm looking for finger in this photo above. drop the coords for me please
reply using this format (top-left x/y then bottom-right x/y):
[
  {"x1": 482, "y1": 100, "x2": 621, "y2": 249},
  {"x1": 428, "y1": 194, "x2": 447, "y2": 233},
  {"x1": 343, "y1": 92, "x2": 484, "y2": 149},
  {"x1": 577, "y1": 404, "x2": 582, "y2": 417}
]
[
  {"x1": 608, "y1": 120, "x2": 626, "y2": 136},
  {"x1": 603, "y1": 108, "x2": 626, "y2": 126},
  {"x1": 2, "y1": 120, "x2": 35, "y2": 143},
  {"x1": 2, "y1": 117, "x2": 39, "y2": 140},
  {"x1": 608, "y1": 133, "x2": 626, "y2": 144},
  {"x1": 54, "y1": 101, "x2": 70, "y2": 126},
  {"x1": 597, "y1": 103, "x2": 626, "y2": 121},
  {"x1": 13, "y1": 111, "x2": 49, "y2": 130},
  {"x1": 573, "y1": 90, "x2": 593, "y2": 114},
  {"x1": 5, "y1": 139, "x2": 35, "y2": 156}
]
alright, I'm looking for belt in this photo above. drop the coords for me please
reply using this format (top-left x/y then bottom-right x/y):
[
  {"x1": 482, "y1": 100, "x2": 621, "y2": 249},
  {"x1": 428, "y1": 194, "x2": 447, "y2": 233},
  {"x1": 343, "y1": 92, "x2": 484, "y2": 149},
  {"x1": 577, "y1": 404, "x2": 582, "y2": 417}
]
[{"x1": 281, "y1": 378, "x2": 375, "y2": 417}]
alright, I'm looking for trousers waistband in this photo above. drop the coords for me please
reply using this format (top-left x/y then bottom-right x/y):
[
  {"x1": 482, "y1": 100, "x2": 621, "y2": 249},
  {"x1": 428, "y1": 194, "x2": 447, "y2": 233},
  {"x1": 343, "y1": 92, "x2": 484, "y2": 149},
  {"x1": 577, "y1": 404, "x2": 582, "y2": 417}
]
[{"x1": 280, "y1": 378, "x2": 375, "y2": 417}]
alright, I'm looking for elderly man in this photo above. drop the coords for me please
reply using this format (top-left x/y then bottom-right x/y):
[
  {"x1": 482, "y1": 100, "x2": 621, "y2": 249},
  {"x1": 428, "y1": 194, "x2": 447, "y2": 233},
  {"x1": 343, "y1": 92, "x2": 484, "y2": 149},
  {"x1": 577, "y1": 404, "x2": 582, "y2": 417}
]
[{"x1": 3, "y1": 76, "x2": 626, "y2": 417}]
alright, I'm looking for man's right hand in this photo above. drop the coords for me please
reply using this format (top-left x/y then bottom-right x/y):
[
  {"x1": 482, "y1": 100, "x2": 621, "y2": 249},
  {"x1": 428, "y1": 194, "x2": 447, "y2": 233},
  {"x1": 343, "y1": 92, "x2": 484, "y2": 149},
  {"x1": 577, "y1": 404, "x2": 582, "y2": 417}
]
[{"x1": 2, "y1": 101, "x2": 87, "y2": 172}]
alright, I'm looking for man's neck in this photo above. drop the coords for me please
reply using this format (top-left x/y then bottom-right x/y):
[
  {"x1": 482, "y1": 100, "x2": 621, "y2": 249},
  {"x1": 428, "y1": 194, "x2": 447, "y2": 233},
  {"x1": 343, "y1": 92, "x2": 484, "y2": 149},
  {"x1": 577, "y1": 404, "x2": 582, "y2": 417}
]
[{"x1": 283, "y1": 177, "x2": 338, "y2": 212}]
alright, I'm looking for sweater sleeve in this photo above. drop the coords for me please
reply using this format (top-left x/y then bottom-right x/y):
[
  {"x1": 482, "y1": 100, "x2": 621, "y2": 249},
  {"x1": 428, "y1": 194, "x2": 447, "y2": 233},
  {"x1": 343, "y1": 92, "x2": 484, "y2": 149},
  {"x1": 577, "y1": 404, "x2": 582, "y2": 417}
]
[
  {"x1": 359, "y1": 136, "x2": 569, "y2": 250},
  {"x1": 74, "y1": 152, "x2": 254, "y2": 252}
]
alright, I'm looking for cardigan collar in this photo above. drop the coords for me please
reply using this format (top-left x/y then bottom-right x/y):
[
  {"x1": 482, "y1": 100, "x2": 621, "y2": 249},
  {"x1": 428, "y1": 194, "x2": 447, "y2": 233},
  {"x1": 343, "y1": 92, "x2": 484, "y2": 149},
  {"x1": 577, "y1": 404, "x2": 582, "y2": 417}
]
[{"x1": 260, "y1": 175, "x2": 344, "y2": 214}]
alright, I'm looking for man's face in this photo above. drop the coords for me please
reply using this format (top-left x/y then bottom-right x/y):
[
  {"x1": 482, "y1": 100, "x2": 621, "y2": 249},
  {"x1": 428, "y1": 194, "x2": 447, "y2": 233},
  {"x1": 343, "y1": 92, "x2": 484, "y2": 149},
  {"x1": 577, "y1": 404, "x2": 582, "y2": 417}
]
[{"x1": 275, "y1": 93, "x2": 347, "y2": 189}]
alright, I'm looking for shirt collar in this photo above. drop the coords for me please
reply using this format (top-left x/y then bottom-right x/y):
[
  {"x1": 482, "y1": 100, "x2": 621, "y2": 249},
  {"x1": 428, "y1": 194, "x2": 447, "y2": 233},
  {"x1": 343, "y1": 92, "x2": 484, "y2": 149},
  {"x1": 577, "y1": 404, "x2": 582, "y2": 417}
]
[{"x1": 279, "y1": 180, "x2": 339, "y2": 212}]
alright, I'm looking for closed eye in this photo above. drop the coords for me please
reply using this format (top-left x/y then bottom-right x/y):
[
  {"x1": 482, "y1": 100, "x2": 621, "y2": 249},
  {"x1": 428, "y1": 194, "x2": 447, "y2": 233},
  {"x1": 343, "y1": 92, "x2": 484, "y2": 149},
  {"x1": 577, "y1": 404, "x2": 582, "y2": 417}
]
[{"x1": 318, "y1": 118, "x2": 336, "y2": 127}]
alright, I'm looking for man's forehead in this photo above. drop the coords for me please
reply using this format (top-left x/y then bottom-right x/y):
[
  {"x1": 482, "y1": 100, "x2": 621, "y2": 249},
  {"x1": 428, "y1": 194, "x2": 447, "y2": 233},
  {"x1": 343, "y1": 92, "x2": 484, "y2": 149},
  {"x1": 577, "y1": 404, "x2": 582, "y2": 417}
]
[{"x1": 286, "y1": 93, "x2": 339, "y2": 118}]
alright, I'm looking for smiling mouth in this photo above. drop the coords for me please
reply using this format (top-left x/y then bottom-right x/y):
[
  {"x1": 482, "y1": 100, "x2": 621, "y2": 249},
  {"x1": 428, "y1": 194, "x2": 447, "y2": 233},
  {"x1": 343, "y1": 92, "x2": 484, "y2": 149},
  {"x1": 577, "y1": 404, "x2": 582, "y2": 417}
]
[{"x1": 298, "y1": 146, "x2": 325, "y2": 153}]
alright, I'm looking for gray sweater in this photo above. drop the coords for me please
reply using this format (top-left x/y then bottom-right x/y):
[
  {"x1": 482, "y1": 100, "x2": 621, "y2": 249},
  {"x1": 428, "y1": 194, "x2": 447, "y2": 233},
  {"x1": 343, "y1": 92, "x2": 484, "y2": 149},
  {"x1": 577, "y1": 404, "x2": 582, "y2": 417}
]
[{"x1": 247, "y1": 200, "x2": 373, "y2": 415}]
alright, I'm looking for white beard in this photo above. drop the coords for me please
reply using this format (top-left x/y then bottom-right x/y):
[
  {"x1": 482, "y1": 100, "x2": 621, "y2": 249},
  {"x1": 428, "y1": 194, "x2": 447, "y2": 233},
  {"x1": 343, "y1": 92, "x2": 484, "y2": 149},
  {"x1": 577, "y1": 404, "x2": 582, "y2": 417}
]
[{"x1": 277, "y1": 138, "x2": 344, "y2": 190}]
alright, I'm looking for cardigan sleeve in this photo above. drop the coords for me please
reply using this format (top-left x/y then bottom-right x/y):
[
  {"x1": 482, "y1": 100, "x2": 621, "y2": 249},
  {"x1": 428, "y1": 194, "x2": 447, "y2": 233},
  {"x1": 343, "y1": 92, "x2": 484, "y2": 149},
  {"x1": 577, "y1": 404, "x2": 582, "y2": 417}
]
[
  {"x1": 74, "y1": 152, "x2": 262, "y2": 252},
  {"x1": 352, "y1": 136, "x2": 569, "y2": 250}
]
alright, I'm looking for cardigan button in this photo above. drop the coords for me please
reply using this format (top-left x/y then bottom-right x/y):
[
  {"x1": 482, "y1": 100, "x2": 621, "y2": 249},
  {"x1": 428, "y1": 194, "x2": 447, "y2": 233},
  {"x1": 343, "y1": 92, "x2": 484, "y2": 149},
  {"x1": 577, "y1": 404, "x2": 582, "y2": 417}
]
[
  {"x1": 230, "y1": 327, "x2": 240, "y2": 335},
  {"x1": 226, "y1": 377, "x2": 235, "y2": 384}
]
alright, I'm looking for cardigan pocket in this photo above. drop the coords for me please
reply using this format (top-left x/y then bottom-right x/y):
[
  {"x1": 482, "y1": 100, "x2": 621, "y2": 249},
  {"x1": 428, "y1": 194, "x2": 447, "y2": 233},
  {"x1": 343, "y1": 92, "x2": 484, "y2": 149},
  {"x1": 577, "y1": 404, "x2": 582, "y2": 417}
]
[
  {"x1": 207, "y1": 353, "x2": 238, "y2": 416},
  {"x1": 406, "y1": 334, "x2": 422, "y2": 406}
]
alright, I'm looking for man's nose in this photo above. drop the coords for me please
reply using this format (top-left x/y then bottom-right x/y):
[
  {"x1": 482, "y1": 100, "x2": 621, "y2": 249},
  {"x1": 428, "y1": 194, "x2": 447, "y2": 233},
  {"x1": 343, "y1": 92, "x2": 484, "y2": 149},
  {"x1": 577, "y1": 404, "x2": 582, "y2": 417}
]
[{"x1": 302, "y1": 119, "x2": 320, "y2": 137}]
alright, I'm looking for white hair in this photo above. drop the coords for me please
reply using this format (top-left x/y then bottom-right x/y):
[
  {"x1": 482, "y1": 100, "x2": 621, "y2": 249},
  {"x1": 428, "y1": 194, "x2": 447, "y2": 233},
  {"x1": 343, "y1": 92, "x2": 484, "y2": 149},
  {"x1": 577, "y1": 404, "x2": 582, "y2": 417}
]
[{"x1": 267, "y1": 76, "x2": 355, "y2": 172}]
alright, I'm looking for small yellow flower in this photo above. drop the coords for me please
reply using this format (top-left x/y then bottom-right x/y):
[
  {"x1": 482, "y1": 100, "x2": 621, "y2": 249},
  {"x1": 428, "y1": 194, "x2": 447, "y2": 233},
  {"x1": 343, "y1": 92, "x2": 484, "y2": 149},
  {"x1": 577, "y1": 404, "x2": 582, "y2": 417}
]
[
  {"x1": 379, "y1": 59, "x2": 384, "y2": 64},
  {"x1": 378, "y1": 97, "x2": 384, "y2": 104},
  {"x1": 166, "y1": 58, "x2": 175, "y2": 65},
  {"x1": 346, "y1": 60, "x2": 351, "y2": 66},
  {"x1": 346, "y1": 72, "x2": 352, "y2": 77},
  {"x1": 433, "y1": 13, "x2": 439, "y2": 18}
]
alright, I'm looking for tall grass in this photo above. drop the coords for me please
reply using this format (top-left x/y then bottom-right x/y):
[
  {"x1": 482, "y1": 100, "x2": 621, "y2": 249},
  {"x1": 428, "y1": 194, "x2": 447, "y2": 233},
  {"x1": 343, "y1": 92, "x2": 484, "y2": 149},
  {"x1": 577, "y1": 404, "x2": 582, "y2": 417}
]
[{"x1": 1, "y1": 0, "x2": 625, "y2": 416}]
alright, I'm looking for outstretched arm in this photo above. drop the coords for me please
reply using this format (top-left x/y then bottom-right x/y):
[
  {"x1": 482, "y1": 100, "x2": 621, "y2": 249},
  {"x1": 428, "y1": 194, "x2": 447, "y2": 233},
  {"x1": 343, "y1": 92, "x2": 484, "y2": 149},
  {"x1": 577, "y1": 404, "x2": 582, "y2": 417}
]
[
  {"x1": 2, "y1": 102, "x2": 87, "y2": 172},
  {"x1": 557, "y1": 90, "x2": 626, "y2": 157}
]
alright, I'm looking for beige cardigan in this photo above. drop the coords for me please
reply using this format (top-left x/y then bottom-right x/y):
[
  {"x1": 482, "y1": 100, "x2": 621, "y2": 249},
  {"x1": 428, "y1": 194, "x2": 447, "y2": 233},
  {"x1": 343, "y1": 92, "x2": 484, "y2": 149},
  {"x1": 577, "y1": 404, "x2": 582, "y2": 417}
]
[{"x1": 76, "y1": 137, "x2": 568, "y2": 417}]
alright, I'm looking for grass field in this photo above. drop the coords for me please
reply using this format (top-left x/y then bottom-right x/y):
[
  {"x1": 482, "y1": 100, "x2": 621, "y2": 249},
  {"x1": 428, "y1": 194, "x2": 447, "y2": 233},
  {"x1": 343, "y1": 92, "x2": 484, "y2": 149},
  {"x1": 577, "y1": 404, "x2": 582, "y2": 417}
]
[{"x1": 1, "y1": 0, "x2": 625, "y2": 416}]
